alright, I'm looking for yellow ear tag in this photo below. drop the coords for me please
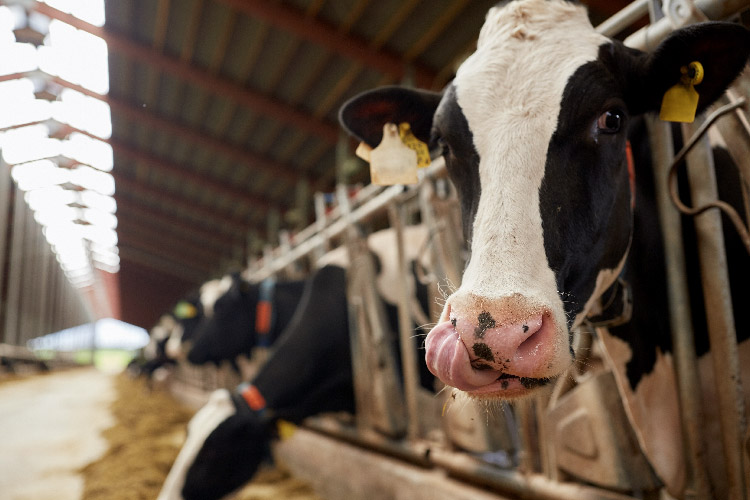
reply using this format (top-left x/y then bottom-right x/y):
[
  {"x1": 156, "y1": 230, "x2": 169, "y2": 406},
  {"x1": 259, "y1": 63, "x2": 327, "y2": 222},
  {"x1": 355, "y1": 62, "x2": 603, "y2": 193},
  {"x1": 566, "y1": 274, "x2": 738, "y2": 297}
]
[
  {"x1": 276, "y1": 419, "x2": 297, "y2": 440},
  {"x1": 174, "y1": 301, "x2": 197, "y2": 319},
  {"x1": 659, "y1": 61, "x2": 704, "y2": 123},
  {"x1": 369, "y1": 122, "x2": 419, "y2": 185},
  {"x1": 398, "y1": 122, "x2": 431, "y2": 168}
]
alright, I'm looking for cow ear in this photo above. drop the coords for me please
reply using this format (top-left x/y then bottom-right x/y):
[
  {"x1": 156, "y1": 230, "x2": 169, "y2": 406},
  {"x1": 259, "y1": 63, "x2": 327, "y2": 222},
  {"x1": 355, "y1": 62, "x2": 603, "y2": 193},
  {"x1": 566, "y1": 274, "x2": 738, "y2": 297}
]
[
  {"x1": 640, "y1": 22, "x2": 750, "y2": 115},
  {"x1": 339, "y1": 86, "x2": 442, "y2": 147}
]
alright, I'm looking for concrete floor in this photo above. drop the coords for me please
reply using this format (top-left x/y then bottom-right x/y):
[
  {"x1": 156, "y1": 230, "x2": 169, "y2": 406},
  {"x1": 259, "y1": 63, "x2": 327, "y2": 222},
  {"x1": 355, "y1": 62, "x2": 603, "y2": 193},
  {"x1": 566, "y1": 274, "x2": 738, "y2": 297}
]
[{"x1": 0, "y1": 367, "x2": 115, "y2": 500}]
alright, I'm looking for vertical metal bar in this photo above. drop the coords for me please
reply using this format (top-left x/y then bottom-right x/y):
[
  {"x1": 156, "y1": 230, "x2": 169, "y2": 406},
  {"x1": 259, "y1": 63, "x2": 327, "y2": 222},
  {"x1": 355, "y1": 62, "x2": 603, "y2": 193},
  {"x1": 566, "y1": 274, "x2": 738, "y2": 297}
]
[
  {"x1": 18, "y1": 202, "x2": 38, "y2": 345},
  {"x1": 0, "y1": 158, "x2": 11, "y2": 343},
  {"x1": 388, "y1": 202, "x2": 421, "y2": 440},
  {"x1": 3, "y1": 186, "x2": 26, "y2": 345},
  {"x1": 313, "y1": 192, "x2": 328, "y2": 266},
  {"x1": 35, "y1": 230, "x2": 52, "y2": 336},
  {"x1": 682, "y1": 119, "x2": 747, "y2": 500},
  {"x1": 646, "y1": 116, "x2": 711, "y2": 499}
]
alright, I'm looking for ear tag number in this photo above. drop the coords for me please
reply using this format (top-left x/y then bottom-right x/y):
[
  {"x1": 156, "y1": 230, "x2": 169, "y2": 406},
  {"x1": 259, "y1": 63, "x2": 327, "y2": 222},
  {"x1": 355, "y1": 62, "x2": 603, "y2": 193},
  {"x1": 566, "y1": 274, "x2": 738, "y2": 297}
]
[
  {"x1": 659, "y1": 61, "x2": 704, "y2": 123},
  {"x1": 398, "y1": 122, "x2": 431, "y2": 168},
  {"x1": 369, "y1": 122, "x2": 419, "y2": 185}
]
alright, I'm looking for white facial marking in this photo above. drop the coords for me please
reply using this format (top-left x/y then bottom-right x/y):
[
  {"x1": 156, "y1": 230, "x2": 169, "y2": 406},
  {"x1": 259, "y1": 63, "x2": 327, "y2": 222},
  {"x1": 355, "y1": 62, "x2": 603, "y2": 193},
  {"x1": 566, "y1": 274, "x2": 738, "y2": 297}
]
[
  {"x1": 200, "y1": 275, "x2": 233, "y2": 318},
  {"x1": 449, "y1": 0, "x2": 607, "y2": 320},
  {"x1": 157, "y1": 389, "x2": 236, "y2": 500},
  {"x1": 165, "y1": 323, "x2": 185, "y2": 359}
]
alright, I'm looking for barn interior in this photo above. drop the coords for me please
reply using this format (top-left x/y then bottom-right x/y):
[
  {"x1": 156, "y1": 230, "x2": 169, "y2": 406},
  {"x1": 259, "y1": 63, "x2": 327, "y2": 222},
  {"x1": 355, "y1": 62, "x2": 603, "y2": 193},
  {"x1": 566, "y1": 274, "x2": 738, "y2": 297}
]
[{"x1": 0, "y1": 1, "x2": 749, "y2": 500}]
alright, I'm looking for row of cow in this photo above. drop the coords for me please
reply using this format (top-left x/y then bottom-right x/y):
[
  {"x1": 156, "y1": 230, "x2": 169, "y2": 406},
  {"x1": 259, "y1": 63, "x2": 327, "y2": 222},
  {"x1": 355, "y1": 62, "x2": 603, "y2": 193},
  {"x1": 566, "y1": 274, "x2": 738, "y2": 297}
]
[
  {"x1": 134, "y1": 226, "x2": 441, "y2": 500},
  {"x1": 136, "y1": 1, "x2": 750, "y2": 498}
]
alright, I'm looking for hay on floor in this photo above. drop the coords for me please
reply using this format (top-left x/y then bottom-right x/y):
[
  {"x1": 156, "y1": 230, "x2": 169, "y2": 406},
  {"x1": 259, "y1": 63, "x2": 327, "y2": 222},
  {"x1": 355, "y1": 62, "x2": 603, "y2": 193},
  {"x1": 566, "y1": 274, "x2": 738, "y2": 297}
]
[{"x1": 80, "y1": 374, "x2": 322, "y2": 500}]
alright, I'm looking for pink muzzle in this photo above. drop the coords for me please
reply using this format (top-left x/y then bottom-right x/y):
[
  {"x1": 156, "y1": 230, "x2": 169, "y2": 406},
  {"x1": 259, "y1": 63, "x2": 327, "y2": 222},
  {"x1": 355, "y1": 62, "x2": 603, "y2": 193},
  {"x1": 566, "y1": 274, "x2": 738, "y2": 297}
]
[{"x1": 425, "y1": 298, "x2": 565, "y2": 397}]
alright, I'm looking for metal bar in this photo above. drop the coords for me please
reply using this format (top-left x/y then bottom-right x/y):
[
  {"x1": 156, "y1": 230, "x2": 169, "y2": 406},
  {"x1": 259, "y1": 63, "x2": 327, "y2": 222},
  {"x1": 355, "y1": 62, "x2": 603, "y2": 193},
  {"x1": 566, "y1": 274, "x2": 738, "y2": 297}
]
[
  {"x1": 388, "y1": 202, "x2": 421, "y2": 440},
  {"x1": 681, "y1": 118, "x2": 747, "y2": 500},
  {"x1": 646, "y1": 116, "x2": 712, "y2": 499},
  {"x1": 595, "y1": 0, "x2": 649, "y2": 36},
  {"x1": 247, "y1": 159, "x2": 447, "y2": 280},
  {"x1": 3, "y1": 185, "x2": 26, "y2": 345},
  {"x1": 625, "y1": 0, "x2": 750, "y2": 50},
  {"x1": 0, "y1": 158, "x2": 11, "y2": 343}
]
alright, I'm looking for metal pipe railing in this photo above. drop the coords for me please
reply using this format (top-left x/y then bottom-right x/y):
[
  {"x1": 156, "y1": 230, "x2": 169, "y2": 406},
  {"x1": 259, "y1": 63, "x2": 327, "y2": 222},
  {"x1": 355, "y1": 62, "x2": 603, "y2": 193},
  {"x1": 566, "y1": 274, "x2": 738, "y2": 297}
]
[
  {"x1": 646, "y1": 116, "x2": 711, "y2": 499},
  {"x1": 681, "y1": 118, "x2": 748, "y2": 500}
]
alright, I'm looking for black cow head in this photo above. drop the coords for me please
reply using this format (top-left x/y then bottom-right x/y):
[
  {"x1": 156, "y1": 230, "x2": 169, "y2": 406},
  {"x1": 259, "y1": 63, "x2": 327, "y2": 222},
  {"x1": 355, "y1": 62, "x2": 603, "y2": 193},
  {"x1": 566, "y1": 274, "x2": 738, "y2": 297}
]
[
  {"x1": 340, "y1": 0, "x2": 749, "y2": 400},
  {"x1": 187, "y1": 274, "x2": 260, "y2": 366}
]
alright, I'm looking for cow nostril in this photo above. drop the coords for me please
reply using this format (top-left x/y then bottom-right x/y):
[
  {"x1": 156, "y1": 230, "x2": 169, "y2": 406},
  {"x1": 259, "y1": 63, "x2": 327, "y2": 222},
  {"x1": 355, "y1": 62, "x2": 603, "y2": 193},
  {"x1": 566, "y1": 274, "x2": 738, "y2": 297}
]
[{"x1": 516, "y1": 316, "x2": 547, "y2": 358}]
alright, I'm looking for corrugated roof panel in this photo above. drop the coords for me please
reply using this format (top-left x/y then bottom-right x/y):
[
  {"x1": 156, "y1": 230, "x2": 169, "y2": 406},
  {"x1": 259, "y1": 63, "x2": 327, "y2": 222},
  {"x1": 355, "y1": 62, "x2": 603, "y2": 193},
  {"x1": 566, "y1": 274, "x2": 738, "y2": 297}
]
[
  {"x1": 162, "y1": 0, "x2": 204, "y2": 58},
  {"x1": 246, "y1": 29, "x2": 297, "y2": 94},
  {"x1": 190, "y1": 1, "x2": 234, "y2": 70},
  {"x1": 219, "y1": 15, "x2": 264, "y2": 84}
]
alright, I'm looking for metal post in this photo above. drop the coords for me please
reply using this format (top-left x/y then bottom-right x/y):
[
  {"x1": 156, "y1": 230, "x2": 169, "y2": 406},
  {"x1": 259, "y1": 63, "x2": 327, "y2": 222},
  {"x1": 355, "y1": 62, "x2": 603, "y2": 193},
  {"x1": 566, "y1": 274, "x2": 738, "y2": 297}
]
[
  {"x1": 3, "y1": 186, "x2": 26, "y2": 345},
  {"x1": 682, "y1": 119, "x2": 747, "y2": 500},
  {"x1": 0, "y1": 158, "x2": 11, "y2": 343},
  {"x1": 388, "y1": 201, "x2": 421, "y2": 440},
  {"x1": 646, "y1": 116, "x2": 711, "y2": 499}
]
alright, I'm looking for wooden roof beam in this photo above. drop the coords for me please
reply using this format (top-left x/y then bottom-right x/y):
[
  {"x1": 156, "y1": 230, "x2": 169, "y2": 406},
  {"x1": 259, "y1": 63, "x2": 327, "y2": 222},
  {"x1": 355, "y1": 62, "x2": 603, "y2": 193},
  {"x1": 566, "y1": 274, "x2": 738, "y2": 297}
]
[
  {"x1": 118, "y1": 221, "x2": 223, "y2": 264},
  {"x1": 32, "y1": 1, "x2": 340, "y2": 143},
  {"x1": 117, "y1": 211, "x2": 238, "y2": 256},
  {"x1": 215, "y1": 0, "x2": 436, "y2": 88},
  {"x1": 118, "y1": 233, "x2": 216, "y2": 272},
  {"x1": 110, "y1": 137, "x2": 282, "y2": 215},
  {"x1": 114, "y1": 194, "x2": 248, "y2": 243},
  {"x1": 119, "y1": 246, "x2": 207, "y2": 284}
]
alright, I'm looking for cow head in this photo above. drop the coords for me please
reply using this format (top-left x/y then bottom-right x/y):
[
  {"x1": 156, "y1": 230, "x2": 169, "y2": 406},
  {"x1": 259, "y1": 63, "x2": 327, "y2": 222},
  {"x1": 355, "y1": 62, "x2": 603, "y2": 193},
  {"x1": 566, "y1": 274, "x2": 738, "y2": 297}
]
[
  {"x1": 340, "y1": 0, "x2": 750, "y2": 400},
  {"x1": 157, "y1": 389, "x2": 269, "y2": 500},
  {"x1": 187, "y1": 274, "x2": 260, "y2": 365}
]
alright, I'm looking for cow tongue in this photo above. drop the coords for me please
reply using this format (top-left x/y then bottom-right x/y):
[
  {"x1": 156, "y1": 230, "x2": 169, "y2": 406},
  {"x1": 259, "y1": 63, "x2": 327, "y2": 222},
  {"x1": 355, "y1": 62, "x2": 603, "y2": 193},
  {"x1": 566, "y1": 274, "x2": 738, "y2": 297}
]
[{"x1": 425, "y1": 321, "x2": 502, "y2": 391}]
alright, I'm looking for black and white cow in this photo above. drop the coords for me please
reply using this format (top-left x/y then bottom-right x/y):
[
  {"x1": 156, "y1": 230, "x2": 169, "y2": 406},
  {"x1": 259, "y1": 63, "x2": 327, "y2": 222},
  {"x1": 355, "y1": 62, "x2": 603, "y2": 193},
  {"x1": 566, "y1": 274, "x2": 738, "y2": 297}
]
[
  {"x1": 130, "y1": 293, "x2": 204, "y2": 379},
  {"x1": 158, "y1": 226, "x2": 435, "y2": 500},
  {"x1": 340, "y1": 0, "x2": 749, "y2": 497},
  {"x1": 185, "y1": 274, "x2": 307, "y2": 367}
]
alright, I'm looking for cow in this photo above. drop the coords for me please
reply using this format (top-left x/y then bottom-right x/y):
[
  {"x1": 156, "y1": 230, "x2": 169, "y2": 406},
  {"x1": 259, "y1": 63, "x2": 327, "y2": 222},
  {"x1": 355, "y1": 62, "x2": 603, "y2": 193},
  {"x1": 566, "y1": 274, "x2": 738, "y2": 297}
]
[
  {"x1": 185, "y1": 274, "x2": 307, "y2": 367},
  {"x1": 130, "y1": 293, "x2": 203, "y2": 379},
  {"x1": 339, "y1": 1, "x2": 749, "y2": 497},
  {"x1": 158, "y1": 226, "x2": 436, "y2": 500}
]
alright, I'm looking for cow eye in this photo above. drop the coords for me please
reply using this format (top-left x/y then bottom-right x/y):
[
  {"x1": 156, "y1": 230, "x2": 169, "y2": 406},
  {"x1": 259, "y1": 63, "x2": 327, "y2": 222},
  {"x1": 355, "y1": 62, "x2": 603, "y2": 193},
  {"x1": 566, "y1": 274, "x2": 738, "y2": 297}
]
[{"x1": 597, "y1": 109, "x2": 622, "y2": 134}]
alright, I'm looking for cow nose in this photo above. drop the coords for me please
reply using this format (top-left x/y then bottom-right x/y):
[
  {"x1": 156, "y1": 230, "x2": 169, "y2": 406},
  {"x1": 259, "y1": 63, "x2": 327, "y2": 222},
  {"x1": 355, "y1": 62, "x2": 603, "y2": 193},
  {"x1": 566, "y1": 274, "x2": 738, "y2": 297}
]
[{"x1": 450, "y1": 306, "x2": 555, "y2": 375}]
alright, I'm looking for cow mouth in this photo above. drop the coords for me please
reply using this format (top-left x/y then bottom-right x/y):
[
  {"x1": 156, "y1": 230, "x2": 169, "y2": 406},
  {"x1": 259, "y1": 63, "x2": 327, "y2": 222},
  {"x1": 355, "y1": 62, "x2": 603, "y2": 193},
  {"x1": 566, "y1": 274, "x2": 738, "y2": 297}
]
[
  {"x1": 424, "y1": 319, "x2": 558, "y2": 399},
  {"x1": 467, "y1": 372, "x2": 553, "y2": 398}
]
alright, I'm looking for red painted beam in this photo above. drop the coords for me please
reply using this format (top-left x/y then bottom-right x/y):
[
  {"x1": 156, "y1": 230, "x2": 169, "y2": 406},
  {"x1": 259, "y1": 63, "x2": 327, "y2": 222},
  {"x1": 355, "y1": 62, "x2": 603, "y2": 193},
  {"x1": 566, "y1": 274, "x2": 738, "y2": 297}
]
[
  {"x1": 113, "y1": 174, "x2": 256, "y2": 234},
  {"x1": 110, "y1": 137, "x2": 279, "y2": 213},
  {"x1": 114, "y1": 195, "x2": 245, "y2": 244},
  {"x1": 216, "y1": 0, "x2": 436, "y2": 88}
]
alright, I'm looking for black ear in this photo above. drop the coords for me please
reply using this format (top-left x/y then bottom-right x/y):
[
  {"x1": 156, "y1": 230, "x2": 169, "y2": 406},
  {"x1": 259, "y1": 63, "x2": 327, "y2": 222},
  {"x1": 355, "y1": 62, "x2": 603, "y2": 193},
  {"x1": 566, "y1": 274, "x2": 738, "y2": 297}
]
[
  {"x1": 339, "y1": 86, "x2": 443, "y2": 147},
  {"x1": 641, "y1": 22, "x2": 750, "y2": 115}
]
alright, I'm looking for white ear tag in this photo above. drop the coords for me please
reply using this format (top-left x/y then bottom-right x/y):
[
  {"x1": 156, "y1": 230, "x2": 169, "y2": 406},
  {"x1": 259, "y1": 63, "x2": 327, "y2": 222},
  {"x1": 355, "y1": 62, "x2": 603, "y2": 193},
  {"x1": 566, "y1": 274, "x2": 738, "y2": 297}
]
[{"x1": 369, "y1": 123, "x2": 418, "y2": 186}]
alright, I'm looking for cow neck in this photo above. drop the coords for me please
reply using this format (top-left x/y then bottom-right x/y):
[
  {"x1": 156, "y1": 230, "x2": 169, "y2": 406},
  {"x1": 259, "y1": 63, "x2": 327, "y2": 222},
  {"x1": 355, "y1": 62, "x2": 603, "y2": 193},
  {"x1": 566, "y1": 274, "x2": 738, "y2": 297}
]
[
  {"x1": 255, "y1": 278, "x2": 276, "y2": 347},
  {"x1": 584, "y1": 141, "x2": 636, "y2": 328}
]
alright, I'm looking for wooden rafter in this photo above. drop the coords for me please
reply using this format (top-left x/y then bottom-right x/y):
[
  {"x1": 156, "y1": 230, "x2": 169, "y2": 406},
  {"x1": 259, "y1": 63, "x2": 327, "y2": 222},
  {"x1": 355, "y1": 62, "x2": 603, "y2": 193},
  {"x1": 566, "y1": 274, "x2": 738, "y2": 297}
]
[
  {"x1": 116, "y1": 199, "x2": 244, "y2": 246},
  {"x1": 119, "y1": 246, "x2": 208, "y2": 283},
  {"x1": 111, "y1": 137, "x2": 280, "y2": 214},
  {"x1": 214, "y1": 0, "x2": 436, "y2": 87}
]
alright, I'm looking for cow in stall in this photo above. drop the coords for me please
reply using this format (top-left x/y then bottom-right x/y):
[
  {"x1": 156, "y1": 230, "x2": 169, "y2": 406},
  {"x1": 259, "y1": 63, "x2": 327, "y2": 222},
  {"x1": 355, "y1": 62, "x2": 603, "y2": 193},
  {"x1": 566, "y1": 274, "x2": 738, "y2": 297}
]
[
  {"x1": 184, "y1": 273, "x2": 307, "y2": 369},
  {"x1": 339, "y1": 1, "x2": 749, "y2": 497},
  {"x1": 158, "y1": 226, "x2": 435, "y2": 500},
  {"x1": 129, "y1": 293, "x2": 203, "y2": 379}
]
